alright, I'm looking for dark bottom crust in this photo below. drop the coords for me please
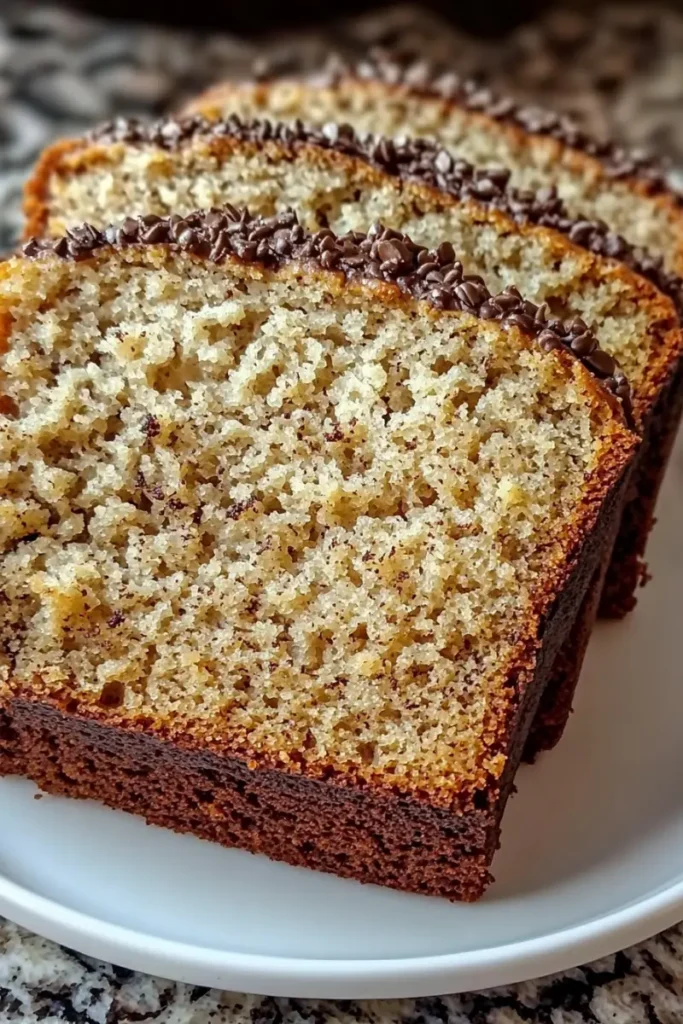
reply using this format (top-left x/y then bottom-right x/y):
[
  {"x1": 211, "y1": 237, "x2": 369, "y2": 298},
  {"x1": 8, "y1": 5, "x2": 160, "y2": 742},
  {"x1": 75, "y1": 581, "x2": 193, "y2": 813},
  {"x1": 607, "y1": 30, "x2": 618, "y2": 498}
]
[
  {"x1": 600, "y1": 358, "x2": 683, "y2": 619},
  {"x1": 4, "y1": 702, "x2": 497, "y2": 901},
  {"x1": 0, "y1": 470, "x2": 629, "y2": 902}
]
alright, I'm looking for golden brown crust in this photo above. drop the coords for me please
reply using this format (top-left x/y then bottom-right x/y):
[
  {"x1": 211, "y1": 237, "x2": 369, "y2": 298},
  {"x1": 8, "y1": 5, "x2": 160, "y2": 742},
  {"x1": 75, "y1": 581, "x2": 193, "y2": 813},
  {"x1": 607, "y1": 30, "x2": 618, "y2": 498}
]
[{"x1": 22, "y1": 138, "x2": 86, "y2": 241}]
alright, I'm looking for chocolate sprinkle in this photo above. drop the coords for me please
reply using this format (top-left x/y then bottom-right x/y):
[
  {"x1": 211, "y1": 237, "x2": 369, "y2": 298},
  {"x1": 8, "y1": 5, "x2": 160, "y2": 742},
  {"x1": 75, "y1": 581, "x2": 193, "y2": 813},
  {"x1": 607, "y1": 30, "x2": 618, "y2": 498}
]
[
  {"x1": 252, "y1": 50, "x2": 676, "y2": 198},
  {"x1": 21, "y1": 207, "x2": 633, "y2": 423},
  {"x1": 87, "y1": 114, "x2": 683, "y2": 318}
]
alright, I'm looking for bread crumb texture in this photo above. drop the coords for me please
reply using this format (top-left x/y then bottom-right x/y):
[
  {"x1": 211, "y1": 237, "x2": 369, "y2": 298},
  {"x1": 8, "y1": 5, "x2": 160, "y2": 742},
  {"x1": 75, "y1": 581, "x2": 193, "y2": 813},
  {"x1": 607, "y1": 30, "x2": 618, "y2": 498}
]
[{"x1": 1, "y1": 249, "x2": 604, "y2": 795}]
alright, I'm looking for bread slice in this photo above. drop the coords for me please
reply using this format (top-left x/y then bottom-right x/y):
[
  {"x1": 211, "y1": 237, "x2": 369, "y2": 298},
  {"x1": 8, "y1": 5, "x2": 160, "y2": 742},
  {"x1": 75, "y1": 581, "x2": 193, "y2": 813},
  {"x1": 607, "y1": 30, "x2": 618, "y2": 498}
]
[
  {"x1": 182, "y1": 61, "x2": 683, "y2": 616},
  {"x1": 0, "y1": 209, "x2": 635, "y2": 900},
  {"x1": 24, "y1": 115, "x2": 682, "y2": 628},
  {"x1": 183, "y1": 56, "x2": 683, "y2": 276}
]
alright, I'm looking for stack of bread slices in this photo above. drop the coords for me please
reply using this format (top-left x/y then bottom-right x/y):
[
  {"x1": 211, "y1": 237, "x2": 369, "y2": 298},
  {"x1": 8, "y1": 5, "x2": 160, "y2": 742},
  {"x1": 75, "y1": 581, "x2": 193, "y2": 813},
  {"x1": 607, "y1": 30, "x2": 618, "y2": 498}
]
[{"x1": 1, "y1": 54, "x2": 681, "y2": 901}]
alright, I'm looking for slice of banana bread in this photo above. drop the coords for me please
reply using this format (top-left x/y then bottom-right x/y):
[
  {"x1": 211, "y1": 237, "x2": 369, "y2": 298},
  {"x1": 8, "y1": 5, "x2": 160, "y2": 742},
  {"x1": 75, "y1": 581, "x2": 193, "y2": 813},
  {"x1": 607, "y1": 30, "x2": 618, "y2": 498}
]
[
  {"x1": 184, "y1": 56, "x2": 683, "y2": 277},
  {"x1": 0, "y1": 209, "x2": 636, "y2": 900},
  {"x1": 24, "y1": 115, "x2": 682, "y2": 630},
  {"x1": 182, "y1": 63, "x2": 683, "y2": 616}
]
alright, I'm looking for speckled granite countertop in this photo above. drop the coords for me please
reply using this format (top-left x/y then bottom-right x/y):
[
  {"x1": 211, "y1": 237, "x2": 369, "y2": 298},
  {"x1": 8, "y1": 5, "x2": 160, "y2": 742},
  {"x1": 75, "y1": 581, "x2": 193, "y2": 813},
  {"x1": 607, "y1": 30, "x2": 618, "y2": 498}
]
[
  {"x1": 3, "y1": 3, "x2": 683, "y2": 1021},
  {"x1": 3, "y1": 916, "x2": 683, "y2": 1022}
]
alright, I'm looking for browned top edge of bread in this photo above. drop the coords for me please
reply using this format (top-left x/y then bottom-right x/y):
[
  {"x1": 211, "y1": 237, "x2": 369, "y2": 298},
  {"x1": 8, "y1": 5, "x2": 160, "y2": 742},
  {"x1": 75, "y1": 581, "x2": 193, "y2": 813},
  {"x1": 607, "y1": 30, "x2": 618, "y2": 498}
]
[
  {"x1": 184, "y1": 74, "x2": 683, "y2": 276},
  {"x1": 70, "y1": 114, "x2": 683, "y2": 320},
  {"x1": 73, "y1": 113, "x2": 683, "y2": 315},
  {"x1": 2, "y1": 217, "x2": 638, "y2": 810},
  {"x1": 20, "y1": 205, "x2": 632, "y2": 418},
  {"x1": 189, "y1": 53, "x2": 678, "y2": 200},
  {"x1": 26, "y1": 125, "x2": 683, "y2": 426}
]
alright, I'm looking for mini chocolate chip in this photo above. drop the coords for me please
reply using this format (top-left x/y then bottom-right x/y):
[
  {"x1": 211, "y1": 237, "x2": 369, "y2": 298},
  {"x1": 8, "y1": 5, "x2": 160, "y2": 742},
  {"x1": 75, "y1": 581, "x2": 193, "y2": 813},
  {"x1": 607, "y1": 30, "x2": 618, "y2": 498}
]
[
  {"x1": 22, "y1": 238, "x2": 41, "y2": 257},
  {"x1": 236, "y1": 240, "x2": 258, "y2": 261},
  {"x1": 321, "y1": 250, "x2": 340, "y2": 269},
  {"x1": 120, "y1": 217, "x2": 139, "y2": 240},
  {"x1": 570, "y1": 333, "x2": 597, "y2": 356},
  {"x1": 429, "y1": 286, "x2": 452, "y2": 309},
  {"x1": 487, "y1": 97, "x2": 516, "y2": 118},
  {"x1": 205, "y1": 210, "x2": 228, "y2": 230},
  {"x1": 568, "y1": 221, "x2": 594, "y2": 245},
  {"x1": 519, "y1": 300, "x2": 538, "y2": 318},
  {"x1": 177, "y1": 228, "x2": 199, "y2": 249},
  {"x1": 455, "y1": 281, "x2": 486, "y2": 307},
  {"x1": 375, "y1": 240, "x2": 402, "y2": 263},
  {"x1": 586, "y1": 349, "x2": 617, "y2": 376},
  {"x1": 141, "y1": 222, "x2": 168, "y2": 244},
  {"x1": 403, "y1": 60, "x2": 431, "y2": 88},
  {"x1": 494, "y1": 293, "x2": 521, "y2": 312},
  {"x1": 567, "y1": 316, "x2": 589, "y2": 335},
  {"x1": 249, "y1": 224, "x2": 275, "y2": 242},
  {"x1": 473, "y1": 178, "x2": 500, "y2": 200},
  {"x1": 505, "y1": 312, "x2": 536, "y2": 332},
  {"x1": 434, "y1": 150, "x2": 453, "y2": 174},
  {"x1": 538, "y1": 330, "x2": 562, "y2": 351},
  {"x1": 321, "y1": 123, "x2": 339, "y2": 144},
  {"x1": 437, "y1": 241, "x2": 456, "y2": 264}
]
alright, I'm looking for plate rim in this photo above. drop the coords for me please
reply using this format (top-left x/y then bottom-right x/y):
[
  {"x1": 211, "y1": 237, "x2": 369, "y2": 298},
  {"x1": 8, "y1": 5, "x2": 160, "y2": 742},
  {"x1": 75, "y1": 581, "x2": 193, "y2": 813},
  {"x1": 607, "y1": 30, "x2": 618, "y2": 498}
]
[{"x1": 1, "y1": 859, "x2": 682, "y2": 998}]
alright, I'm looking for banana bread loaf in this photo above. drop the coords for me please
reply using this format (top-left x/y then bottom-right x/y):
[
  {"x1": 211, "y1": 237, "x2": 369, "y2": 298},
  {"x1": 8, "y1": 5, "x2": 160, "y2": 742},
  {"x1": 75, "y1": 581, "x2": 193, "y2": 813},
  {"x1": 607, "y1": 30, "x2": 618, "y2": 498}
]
[{"x1": 0, "y1": 209, "x2": 636, "y2": 900}]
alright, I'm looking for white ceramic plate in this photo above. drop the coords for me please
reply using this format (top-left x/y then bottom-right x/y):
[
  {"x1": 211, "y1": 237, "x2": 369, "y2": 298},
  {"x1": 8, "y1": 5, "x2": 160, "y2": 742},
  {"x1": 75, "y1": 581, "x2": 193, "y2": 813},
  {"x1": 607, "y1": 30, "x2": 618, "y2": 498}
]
[{"x1": 1, "y1": 435, "x2": 683, "y2": 1000}]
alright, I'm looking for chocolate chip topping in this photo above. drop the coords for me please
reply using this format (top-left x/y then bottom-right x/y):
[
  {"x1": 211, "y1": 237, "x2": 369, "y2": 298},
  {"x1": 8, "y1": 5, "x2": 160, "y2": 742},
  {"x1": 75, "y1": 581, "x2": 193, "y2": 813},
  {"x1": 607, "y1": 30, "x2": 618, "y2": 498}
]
[
  {"x1": 250, "y1": 50, "x2": 676, "y2": 198},
  {"x1": 88, "y1": 114, "x2": 683, "y2": 318},
  {"x1": 21, "y1": 207, "x2": 632, "y2": 423}
]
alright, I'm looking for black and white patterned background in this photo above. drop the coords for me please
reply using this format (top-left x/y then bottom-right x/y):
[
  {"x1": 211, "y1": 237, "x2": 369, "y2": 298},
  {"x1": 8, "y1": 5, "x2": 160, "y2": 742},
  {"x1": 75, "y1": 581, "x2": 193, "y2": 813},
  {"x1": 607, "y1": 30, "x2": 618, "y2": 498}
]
[{"x1": 3, "y1": 2, "x2": 683, "y2": 1021}]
